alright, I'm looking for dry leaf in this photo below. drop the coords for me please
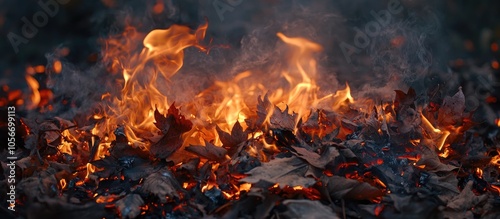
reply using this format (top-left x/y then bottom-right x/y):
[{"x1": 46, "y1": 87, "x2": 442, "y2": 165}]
[
  {"x1": 116, "y1": 194, "x2": 144, "y2": 219},
  {"x1": 270, "y1": 106, "x2": 297, "y2": 131},
  {"x1": 241, "y1": 157, "x2": 315, "y2": 188},
  {"x1": 438, "y1": 88, "x2": 465, "y2": 126},
  {"x1": 142, "y1": 168, "x2": 180, "y2": 203},
  {"x1": 150, "y1": 103, "x2": 193, "y2": 159},
  {"x1": 282, "y1": 199, "x2": 339, "y2": 219},
  {"x1": 323, "y1": 176, "x2": 384, "y2": 201},
  {"x1": 292, "y1": 146, "x2": 339, "y2": 168},
  {"x1": 446, "y1": 181, "x2": 488, "y2": 211},
  {"x1": 185, "y1": 141, "x2": 228, "y2": 161}
]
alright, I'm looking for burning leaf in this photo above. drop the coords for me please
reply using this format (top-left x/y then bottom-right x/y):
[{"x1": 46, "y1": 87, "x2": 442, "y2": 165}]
[
  {"x1": 292, "y1": 146, "x2": 339, "y2": 168},
  {"x1": 438, "y1": 88, "x2": 465, "y2": 126},
  {"x1": 417, "y1": 148, "x2": 458, "y2": 173},
  {"x1": 270, "y1": 106, "x2": 297, "y2": 131},
  {"x1": 122, "y1": 157, "x2": 161, "y2": 181},
  {"x1": 323, "y1": 176, "x2": 384, "y2": 201},
  {"x1": 301, "y1": 109, "x2": 336, "y2": 138},
  {"x1": 394, "y1": 88, "x2": 416, "y2": 112},
  {"x1": 142, "y1": 168, "x2": 180, "y2": 203},
  {"x1": 241, "y1": 157, "x2": 316, "y2": 188},
  {"x1": 217, "y1": 121, "x2": 247, "y2": 156},
  {"x1": 116, "y1": 194, "x2": 144, "y2": 219},
  {"x1": 281, "y1": 199, "x2": 339, "y2": 219},
  {"x1": 185, "y1": 141, "x2": 228, "y2": 161},
  {"x1": 150, "y1": 103, "x2": 193, "y2": 159}
]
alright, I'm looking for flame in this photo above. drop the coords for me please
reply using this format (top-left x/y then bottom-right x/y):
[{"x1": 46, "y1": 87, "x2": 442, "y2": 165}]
[
  {"x1": 98, "y1": 23, "x2": 208, "y2": 149},
  {"x1": 332, "y1": 83, "x2": 354, "y2": 110},
  {"x1": 490, "y1": 151, "x2": 500, "y2": 167},
  {"x1": 496, "y1": 118, "x2": 500, "y2": 127},
  {"x1": 89, "y1": 23, "x2": 360, "y2": 176},
  {"x1": 475, "y1": 167, "x2": 483, "y2": 178},
  {"x1": 25, "y1": 75, "x2": 40, "y2": 110},
  {"x1": 239, "y1": 183, "x2": 252, "y2": 192},
  {"x1": 420, "y1": 114, "x2": 450, "y2": 150}
]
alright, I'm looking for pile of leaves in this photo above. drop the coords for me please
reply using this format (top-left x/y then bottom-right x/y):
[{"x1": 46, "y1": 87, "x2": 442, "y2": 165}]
[{"x1": 1, "y1": 88, "x2": 500, "y2": 219}]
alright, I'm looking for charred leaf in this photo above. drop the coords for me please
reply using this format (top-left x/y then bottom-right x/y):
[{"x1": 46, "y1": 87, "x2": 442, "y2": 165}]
[{"x1": 150, "y1": 103, "x2": 193, "y2": 159}]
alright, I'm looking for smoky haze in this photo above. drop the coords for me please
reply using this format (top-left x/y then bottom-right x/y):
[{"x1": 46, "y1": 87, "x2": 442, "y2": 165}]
[{"x1": 20, "y1": 0, "x2": 451, "y2": 121}]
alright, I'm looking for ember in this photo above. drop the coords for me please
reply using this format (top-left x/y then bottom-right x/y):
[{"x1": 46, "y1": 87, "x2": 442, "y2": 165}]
[{"x1": 1, "y1": 1, "x2": 500, "y2": 219}]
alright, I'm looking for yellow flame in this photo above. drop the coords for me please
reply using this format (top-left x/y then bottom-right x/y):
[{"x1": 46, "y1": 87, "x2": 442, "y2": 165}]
[
  {"x1": 239, "y1": 183, "x2": 252, "y2": 192},
  {"x1": 99, "y1": 23, "x2": 208, "y2": 149},
  {"x1": 420, "y1": 114, "x2": 450, "y2": 150},
  {"x1": 25, "y1": 75, "x2": 40, "y2": 110}
]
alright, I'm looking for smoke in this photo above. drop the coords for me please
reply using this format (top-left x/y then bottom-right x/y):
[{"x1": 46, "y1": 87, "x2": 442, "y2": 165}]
[{"x1": 38, "y1": 0, "x2": 452, "y2": 123}]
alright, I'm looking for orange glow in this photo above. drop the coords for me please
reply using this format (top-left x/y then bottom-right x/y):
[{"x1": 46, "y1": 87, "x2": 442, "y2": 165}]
[
  {"x1": 201, "y1": 182, "x2": 216, "y2": 192},
  {"x1": 95, "y1": 195, "x2": 120, "y2": 203},
  {"x1": 59, "y1": 179, "x2": 67, "y2": 189},
  {"x1": 152, "y1": 0, "x2": 164, "y2": 14},
  {"x1": 439, "y1": 147, "x2": 450, "y2": 158},
  {"x1": 86, "y1": 163, "x2": 96, "y2": 179},
  {"x1": 239, "y1": 183, "x2": 252, "y2": 192},
  {"x1": 492, "y1": 61, "x2": 499, "y2": 69},
  {"x1": 410, "y1": 139, "x2": 421, "y2": 146},
  {"x1": 490, "y1": 152, "x2": 500, "y2": 167},
  {"x1": 373, "y1": 178, "x2": 386, "y2": 189},
  {"x1": 34, "y1": 65, "x2": 45, "y2": 73},
  {"x1": 496, "y1": 118, "x2": 500, "y2": 127},
  {"x1": 53, "y1": 60, "x2": 62, "y2": 73},
  {"x1": 475, "y1": 167, "x2": 483, "y2": 178},
  {"x1": 492, "y1": 43, "x2": 499, "y2": 52},
  {"x1": 26, "y1": 66, "x2": 35, "y2": 75}
]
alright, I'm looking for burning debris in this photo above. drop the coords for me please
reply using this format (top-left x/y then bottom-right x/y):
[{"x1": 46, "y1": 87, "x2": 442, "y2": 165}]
[{"x1": 1, "y1": 11, "x2": 500, "y2": 219}]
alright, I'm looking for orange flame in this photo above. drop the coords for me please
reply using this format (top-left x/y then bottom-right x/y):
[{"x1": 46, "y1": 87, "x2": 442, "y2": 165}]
[
  {"x1": 99, "y1": 23, "x2": 208, "y2": 148},
  {"x1": 420, "y1": 114, "x2": 450, "y2": 150},
  {"x1": 25, "y1": 75, "x2": 40, "y2": 110}
]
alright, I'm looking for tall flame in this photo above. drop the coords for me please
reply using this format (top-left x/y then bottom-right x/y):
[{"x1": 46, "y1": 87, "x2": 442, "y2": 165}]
[{"x1": 100, "y1": 23, "x2": 208, "y2": 148}]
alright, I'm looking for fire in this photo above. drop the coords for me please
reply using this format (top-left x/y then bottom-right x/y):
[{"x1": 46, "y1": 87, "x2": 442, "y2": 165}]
[
  {"x1": 25, "y1": 75, "x2": 40, "y2": 110},
  {"x1": 239, "y1": 183, "x2": 252, "y2": 192},
  {"x1": 420, "y1": 113, "x2": 450, "y2": 150},
  {"x1": 99, "y1": 22, "x2": 208, "y2": 148}
]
